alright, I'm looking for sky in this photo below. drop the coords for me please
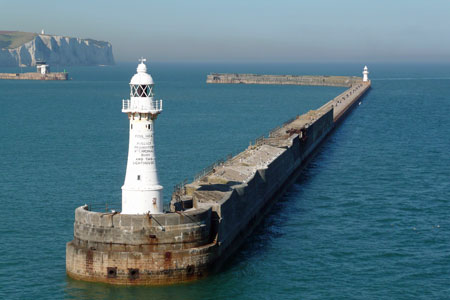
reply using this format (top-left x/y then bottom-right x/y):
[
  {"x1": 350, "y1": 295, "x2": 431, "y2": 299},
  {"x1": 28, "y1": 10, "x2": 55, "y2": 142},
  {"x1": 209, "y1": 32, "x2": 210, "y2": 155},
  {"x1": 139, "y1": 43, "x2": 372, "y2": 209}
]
[{"x1": 1, "y1": 0, "x2": 450, "y2": 63}]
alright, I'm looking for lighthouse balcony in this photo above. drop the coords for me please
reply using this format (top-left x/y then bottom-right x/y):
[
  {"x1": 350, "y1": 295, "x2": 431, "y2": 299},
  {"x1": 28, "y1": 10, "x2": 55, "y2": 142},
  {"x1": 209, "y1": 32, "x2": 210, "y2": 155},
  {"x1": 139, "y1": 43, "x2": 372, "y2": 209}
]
[{"x1": 122, "y1": 99, "x2": 163, "y2": 113}]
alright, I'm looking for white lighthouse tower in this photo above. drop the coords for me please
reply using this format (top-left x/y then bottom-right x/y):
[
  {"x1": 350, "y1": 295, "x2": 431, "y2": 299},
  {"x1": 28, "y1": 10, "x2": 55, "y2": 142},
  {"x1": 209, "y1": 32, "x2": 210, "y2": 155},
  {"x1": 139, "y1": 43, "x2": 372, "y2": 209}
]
[
  {"x1": 121, "y1": 58, "x2": 164, "y2": 214},
  {"x1": 363, "y1": 65, "x2": 369, "y2": 82}
]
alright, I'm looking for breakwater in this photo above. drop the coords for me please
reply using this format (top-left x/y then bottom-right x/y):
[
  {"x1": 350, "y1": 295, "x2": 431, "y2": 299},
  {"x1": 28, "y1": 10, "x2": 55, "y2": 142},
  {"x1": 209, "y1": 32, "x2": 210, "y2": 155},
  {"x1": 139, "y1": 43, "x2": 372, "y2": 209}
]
[
  {"x1": 207, "y1": 73, "x2": 362, "y2": 87},
  {"x1": 0, "y1": 72, "x2": 68, "y2": 80},
  {"x1": 66, "y1": 74, "x2": 371, "y2": 285}
]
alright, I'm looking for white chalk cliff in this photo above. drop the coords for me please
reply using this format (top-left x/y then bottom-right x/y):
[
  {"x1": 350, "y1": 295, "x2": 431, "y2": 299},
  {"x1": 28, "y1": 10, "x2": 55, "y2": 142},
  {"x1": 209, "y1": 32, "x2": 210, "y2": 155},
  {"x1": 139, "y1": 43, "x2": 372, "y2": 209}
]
[{"x1": 0, "y1": 34, "x2": 114, "y2": 66}]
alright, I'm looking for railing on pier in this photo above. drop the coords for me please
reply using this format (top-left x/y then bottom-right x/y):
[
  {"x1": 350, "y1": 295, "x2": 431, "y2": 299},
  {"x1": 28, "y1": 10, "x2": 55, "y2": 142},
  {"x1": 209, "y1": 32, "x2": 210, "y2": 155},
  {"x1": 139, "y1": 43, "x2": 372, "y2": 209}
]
[
  {"x1": 173, "y1": 178, "x2": 189, "y2": 195},
  {"x1": 193, "y1": 157, "x2": 224, "y2": 182},
  {"x1": 254, "y1": 135, "x2": 265, "y2": 146},
  {"x1": 172, "y1": 152, "x2": 235, "y2": 198},
  {"x1": 268, "y1": 126, "x2": 281, "y2": 137}
]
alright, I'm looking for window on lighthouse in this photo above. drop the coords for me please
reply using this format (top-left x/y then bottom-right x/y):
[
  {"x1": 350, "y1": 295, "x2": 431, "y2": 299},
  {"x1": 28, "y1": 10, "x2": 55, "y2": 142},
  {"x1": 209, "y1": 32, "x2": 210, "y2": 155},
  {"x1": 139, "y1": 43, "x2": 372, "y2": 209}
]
[{"x1": 131, "y1": 85, "x2": 152, "y2": 97}]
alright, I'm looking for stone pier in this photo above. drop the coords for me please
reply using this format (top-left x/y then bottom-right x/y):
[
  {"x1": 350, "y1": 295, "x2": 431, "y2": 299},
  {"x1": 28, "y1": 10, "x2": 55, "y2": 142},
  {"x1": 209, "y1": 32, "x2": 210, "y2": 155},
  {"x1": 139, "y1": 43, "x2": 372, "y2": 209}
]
[{"x1": 0, "y1": 72, "x2": 68, "y2": 80}]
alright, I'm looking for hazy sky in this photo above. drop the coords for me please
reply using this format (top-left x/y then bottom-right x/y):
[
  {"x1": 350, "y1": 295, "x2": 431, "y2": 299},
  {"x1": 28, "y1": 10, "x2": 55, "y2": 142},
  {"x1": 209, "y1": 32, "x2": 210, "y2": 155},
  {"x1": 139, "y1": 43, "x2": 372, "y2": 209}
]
[{"x1": 1, "y1": 0, "x2": 450, "y2": 63}]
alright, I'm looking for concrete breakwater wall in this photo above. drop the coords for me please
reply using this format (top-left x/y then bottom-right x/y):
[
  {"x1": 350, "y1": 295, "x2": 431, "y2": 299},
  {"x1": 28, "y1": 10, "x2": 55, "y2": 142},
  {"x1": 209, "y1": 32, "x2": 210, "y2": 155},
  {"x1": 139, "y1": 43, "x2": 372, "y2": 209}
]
[
  {"x1": 190, "y1": 107, "x2": 336, "y2": 257},
  {"x1": 207, "y1": 73, "x2": 362, "y2": 87},
  {"x1": 66, "y1": 75, "x2": 371, "y2": 285},
  {"x1": 0, "y1": 72, "x2": 68, "y2": 80}
]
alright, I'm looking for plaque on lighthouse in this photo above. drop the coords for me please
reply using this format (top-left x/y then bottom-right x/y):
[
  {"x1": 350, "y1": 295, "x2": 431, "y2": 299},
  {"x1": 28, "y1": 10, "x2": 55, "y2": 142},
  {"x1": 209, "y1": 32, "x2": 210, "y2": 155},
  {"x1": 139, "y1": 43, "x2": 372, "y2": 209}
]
[{"x1": 121, "y1": 58, "x2": 164, "y2": 214}]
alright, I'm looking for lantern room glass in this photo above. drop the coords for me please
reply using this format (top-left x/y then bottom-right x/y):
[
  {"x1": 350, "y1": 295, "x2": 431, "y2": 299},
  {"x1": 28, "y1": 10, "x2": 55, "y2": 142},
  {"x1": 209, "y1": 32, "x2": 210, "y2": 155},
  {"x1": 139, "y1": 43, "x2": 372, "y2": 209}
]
[{"x1": 130, "y1": 84, "x2": 152, "y2": 97}]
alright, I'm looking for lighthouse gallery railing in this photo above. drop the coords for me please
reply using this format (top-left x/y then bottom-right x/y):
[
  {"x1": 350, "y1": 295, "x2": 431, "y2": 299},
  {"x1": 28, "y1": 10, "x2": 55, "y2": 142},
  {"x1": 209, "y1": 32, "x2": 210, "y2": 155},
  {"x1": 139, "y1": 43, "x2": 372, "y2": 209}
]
[{"x1": 122, "y1": 99, "x2": 163, "y2": 113}]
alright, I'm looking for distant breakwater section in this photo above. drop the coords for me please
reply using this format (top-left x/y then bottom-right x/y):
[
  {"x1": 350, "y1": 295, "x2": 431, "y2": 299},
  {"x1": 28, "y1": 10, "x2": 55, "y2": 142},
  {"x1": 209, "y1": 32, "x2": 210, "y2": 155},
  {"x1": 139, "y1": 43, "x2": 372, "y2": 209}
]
[
  {"x1": 0, "y1": 34, "x2": 114, "y2": 67},
  {"x1": 207, "y1": 73, "x2": 362, "y2": 87},
  {"x1": 0, "y1": 72, "x2": 68, "y2": 80}
]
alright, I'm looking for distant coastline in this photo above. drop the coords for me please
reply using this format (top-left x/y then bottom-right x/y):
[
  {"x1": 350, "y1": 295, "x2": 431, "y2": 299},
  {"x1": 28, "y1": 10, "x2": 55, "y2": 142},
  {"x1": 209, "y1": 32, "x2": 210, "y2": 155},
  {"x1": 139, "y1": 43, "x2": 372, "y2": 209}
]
[{"x1": 0, "y1": 31, "x2": 115, "y2": 67}]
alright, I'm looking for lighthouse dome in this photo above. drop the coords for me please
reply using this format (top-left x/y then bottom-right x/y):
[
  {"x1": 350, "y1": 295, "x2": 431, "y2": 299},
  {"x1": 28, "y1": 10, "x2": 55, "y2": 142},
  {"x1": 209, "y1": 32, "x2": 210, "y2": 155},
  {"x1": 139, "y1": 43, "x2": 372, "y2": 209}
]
[{"x1": 130, "y1": 61, "x2": 154, "y2": 85}]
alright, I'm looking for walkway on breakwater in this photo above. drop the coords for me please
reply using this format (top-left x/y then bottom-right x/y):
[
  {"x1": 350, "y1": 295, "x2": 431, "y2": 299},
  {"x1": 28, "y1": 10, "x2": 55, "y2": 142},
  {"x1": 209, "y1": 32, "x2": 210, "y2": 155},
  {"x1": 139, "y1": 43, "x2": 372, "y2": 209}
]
[
  {"x1": 0, "y1": 72, "x2": 68, "y2": 80},
  {"x1": 206, "y1": 73, "x2": 362, "y2": 87}
]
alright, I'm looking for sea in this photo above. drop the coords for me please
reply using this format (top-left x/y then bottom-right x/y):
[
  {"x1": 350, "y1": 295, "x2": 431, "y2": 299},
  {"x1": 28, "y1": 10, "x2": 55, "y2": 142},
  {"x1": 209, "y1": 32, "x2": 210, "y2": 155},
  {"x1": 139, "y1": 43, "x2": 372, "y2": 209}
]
[{"x1": 0, "y1": 62, "x2": 449, "y2": 300}]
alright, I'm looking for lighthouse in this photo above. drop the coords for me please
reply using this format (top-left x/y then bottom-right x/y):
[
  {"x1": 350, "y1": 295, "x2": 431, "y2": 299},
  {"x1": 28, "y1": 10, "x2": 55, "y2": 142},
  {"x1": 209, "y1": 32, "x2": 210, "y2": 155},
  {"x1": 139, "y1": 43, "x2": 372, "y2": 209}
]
[
  {"x1": 363, "y1": 65, "x2": 369, "y2": 82},
  {"x1": 121, "y1": 58, "x2": 163, "y2": 214}
]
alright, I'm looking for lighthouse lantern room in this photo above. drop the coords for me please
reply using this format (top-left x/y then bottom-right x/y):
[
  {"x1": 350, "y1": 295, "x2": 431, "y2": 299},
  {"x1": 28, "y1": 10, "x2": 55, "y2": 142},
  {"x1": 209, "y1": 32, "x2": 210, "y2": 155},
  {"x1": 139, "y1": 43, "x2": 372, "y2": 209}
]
[{"x1": 121, "y1": 58, "x2": 164, "y2": 214}]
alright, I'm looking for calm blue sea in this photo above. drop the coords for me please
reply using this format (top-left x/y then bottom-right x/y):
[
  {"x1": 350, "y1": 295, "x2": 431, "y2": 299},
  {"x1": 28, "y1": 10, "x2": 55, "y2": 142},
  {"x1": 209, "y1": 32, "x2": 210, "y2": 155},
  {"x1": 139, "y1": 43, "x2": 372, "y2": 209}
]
[{"x1": 0, "y1": 62, "x2": 449, "y2": 300}]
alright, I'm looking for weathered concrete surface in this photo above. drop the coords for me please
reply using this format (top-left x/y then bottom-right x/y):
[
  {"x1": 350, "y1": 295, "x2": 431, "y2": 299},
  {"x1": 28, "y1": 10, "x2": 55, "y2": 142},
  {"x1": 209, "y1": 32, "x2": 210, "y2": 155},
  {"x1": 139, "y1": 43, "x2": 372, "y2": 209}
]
[
  {"x1": 66, "y1": 75, "x2": 371, "y2": 285},
  {"x1": 0, "y1": 72, "x2": 68, "y2": 80},
  {"x1": 207, "y1": 73, "x2": 362, "y2": 87},
  {"x1": 330, "y1": 83, "x2": 370, "y2": 121},
  {"x1": 66, "y1": 206, "x2": 217, "y2": 285}
]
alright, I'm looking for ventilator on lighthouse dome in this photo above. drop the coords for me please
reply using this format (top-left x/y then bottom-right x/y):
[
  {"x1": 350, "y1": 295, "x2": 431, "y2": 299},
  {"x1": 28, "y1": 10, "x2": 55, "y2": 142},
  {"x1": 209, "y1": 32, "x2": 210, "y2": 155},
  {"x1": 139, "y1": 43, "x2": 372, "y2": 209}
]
[
  {"x1": 121, "y1": 58, "x2": 164, "y2": 214},
  {"x1": 363, "y1": 65, "x2": 369, "y2": 82}
]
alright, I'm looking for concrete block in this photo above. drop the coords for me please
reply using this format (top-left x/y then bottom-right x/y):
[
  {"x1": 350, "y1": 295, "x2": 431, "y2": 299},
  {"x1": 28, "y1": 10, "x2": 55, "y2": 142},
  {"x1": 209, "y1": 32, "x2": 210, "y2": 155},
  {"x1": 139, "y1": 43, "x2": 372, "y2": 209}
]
[
  {"x1": 118, "y1": 214, "x2": 132, "y2": 227},
  {"x1": 163, "y1": 214, "x2": 180, "y2": 226},
  {"x1": 131, "y1": 216, "x2": 145, "y2": 228}
]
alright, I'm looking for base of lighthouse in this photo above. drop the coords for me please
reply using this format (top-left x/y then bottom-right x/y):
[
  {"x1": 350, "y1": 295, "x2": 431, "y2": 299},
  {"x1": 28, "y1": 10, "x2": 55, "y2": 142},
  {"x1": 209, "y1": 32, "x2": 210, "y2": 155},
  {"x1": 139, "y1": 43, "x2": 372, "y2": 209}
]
[
  {"x1": 121, "y1": 186, "x2": 163, "y2": 215},
  {"x1": 66, "y1": 205, "x2": 214, "y2": 285}
]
